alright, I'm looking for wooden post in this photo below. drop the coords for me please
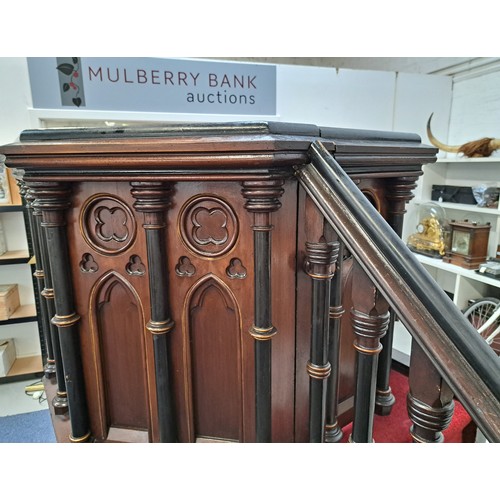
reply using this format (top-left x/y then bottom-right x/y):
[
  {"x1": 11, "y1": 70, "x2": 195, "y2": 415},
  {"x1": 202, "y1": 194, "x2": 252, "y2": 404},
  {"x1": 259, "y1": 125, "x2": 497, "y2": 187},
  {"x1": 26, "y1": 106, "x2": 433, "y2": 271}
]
[
  {"x1": 350, "y1": 261, "x2": 390, "y2": 443},
  {"x1": 131, "y1": 181, "x2": 177, "y2": 443},
  {"x1": 407, "y1": 341, "x2": 455, "y2": 443},
  {"x1": 241, "y1": 179, "x2": 284, "y2": 443}
]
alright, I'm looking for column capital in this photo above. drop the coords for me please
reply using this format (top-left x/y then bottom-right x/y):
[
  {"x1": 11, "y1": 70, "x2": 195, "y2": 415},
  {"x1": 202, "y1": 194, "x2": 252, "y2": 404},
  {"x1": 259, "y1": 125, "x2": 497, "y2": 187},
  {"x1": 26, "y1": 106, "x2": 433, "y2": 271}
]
[
  {"x1": 241, "y1": 179, "x2": 285, "y2": 214},
  {"x1": 130, "y1": 181, "x2": 174, "y2": 214},
  {"x1": 305, "y1": 241, "x2": 339, "y2": 280},
  {"x1": 385, "y1": 176, "x2": 420, "y2": 215},
  {"x1": 27, "y1": 182, "x2": 72, "y2": 227}
]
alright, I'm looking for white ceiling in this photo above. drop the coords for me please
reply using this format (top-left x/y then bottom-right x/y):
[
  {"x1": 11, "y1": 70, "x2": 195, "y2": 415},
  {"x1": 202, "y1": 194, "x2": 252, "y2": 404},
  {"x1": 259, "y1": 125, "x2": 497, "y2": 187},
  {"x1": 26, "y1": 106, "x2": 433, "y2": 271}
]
[{"x1": 211, "y1": 57, "x2": 500, "y2": 78}]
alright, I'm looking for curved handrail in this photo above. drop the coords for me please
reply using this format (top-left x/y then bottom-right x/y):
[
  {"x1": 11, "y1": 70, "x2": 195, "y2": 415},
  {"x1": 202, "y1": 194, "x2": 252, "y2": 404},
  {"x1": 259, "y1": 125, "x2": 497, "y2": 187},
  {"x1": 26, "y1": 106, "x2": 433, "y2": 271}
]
[{"x1": 296, "y1": 140, "x2": 500, "y2": 442}]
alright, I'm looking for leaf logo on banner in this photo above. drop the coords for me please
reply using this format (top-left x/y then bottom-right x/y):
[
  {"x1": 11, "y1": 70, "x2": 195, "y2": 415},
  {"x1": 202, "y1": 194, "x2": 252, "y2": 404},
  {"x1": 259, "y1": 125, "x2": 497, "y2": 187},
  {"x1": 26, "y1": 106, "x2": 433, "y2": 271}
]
[{"x1": 56, "y1": 58, "x2": 83, "y2": 107}]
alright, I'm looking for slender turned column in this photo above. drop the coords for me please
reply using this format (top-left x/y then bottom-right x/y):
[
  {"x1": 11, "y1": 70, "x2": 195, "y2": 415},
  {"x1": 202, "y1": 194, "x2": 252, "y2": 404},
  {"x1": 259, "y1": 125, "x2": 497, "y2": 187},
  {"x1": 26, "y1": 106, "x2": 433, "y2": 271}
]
[
  {"x1": 350, "y1": 261, "x2": 390, "y2": 443},
  {"x1": 22, "y1": 183, "x2": 55, "y2": 377},
  {"x1": 376, "y1": 176, "x2": 418, "y2": 416},
  {"x1": 131, "y1": 181, "x2": 177, "y2": 443},
  {"x1": 31, "y1": 182, "x2": 90, "y2": 442},
  {"x1": 32, "y1": 188, "x2": 68, "y2": 412},
  {"x1": 407, "y1": 341, "x2": 455, "y2": 443},
  {"x1": 305, "y1": 240, "x2": 339, "y2": 443},
  {"x1": 324, "y1": 236, "x2": 345, "y2": 443},
  {"x1": 241, "y1": 179, "x2": 284, "y2": 443}
]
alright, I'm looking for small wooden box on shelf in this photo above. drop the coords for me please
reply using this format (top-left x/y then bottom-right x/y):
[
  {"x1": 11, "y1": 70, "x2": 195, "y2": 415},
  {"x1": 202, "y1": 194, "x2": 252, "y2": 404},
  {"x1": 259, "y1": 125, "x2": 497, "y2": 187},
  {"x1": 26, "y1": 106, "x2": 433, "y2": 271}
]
[
  {"x1": 0, "y1": 338, "x2": 16, "y2": 377},
  {"x1": 0, "y1": 283, "x2": 20, "y2": 320}
]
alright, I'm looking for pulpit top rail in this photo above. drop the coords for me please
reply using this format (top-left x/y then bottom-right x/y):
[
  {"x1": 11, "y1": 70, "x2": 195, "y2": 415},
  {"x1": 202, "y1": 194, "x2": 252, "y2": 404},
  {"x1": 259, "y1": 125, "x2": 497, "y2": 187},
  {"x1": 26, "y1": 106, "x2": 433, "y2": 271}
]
[{"x1": 0, "y1": 121, "x2": 437, "y2": 180}]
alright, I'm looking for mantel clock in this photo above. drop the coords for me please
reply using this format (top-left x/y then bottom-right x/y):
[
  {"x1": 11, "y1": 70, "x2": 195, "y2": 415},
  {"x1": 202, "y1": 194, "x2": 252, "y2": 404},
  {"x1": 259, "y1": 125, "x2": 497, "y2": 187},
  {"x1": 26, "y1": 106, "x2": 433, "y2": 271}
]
[{"x1": 443, "y1": 220, "x2": 491, "y2": 270}]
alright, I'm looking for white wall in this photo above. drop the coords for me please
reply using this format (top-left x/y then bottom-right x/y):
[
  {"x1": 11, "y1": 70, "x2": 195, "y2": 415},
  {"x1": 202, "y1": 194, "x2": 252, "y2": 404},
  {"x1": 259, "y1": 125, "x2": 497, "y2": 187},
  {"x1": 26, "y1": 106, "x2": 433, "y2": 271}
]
[
  {"x1": 0, "y1": 58, "x2": 452, "y2": 143},
  {"x1": 0, "y1": 58, "x2": 33, "y2": 145},
  {"x1": 448, "y1": 71, "x2": 500, "y2": 148}
]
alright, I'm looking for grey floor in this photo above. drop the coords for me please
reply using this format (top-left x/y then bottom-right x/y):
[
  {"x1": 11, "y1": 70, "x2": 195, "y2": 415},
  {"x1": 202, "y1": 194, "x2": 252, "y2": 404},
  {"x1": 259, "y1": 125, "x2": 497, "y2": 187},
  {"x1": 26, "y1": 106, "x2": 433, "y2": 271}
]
[{"x1": 0, "y1": 378, "x2": 49, "y2": 417}]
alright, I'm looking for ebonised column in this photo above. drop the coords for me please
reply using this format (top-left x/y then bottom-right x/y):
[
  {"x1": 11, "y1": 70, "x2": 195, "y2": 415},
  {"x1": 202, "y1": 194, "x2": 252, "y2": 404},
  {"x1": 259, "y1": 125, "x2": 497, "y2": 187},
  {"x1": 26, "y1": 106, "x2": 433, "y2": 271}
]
[
  {"x1": 34, "y1": 194, "x2": 68, "y2": 413},
  {"x1": 31, "y1": 182, "x2": 90, "y2": 442},
  {"x1": 23, "y1": 183, "x2": 55, "y2": 378},
  {"x1": 241, "y1": 179, "x2": 284, "y2": 443},
  {"x1": 324, "y1": 235, "x2": 345, "y2": 443},
  {"x1": 350, "y1": 261, "x2": 390, "y2": 443},
  {"x1": 131, "y1": 181, "x2": 177, "y2": 443},
  {"x1": 376, "y1": 176, "x2": 419, "y2": 416},
  {"x1": 305, "y1": 239, "x2": 339, "y2": 443}
]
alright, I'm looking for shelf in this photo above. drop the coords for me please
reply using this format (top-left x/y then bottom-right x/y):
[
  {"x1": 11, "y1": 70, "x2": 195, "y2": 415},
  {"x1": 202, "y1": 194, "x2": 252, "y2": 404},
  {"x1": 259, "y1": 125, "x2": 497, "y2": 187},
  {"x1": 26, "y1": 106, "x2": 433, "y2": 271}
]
[
  {"x1": 0, "y1": 250, "x2": 31, "y2": 265},
  {"x1": 413, "y1": 200, "x2": 500, "y2": 215},
  {"x1": 0, "y1": 204, "x2": 24, "y2": 213},
  {"x1": 0, "y1": 304, "x2": 37, "y2": 325},
  {"x1": 3, "y1": 355, "x2": 43, "y2": 378},
  {"x1": 415, "y1": 253, "x2": 500, "y2": 288},
  {"x1": 435, "y1": 156, "x2": 500, "y2": 164}
]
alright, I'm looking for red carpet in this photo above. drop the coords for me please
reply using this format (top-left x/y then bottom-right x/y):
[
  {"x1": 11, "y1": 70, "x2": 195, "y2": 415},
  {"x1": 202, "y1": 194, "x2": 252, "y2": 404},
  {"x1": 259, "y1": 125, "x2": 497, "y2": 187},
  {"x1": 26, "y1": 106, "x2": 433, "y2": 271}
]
[{"x1": 340, "y1": 368, "x2": 475, "y2": 443}]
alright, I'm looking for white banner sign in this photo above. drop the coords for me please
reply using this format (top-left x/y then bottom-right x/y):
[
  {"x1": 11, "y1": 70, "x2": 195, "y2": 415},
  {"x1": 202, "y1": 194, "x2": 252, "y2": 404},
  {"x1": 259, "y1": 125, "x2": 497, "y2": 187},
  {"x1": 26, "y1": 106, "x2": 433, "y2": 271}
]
[{"x1": 27, "y1": 57, "x2": 277, "y2": 116}]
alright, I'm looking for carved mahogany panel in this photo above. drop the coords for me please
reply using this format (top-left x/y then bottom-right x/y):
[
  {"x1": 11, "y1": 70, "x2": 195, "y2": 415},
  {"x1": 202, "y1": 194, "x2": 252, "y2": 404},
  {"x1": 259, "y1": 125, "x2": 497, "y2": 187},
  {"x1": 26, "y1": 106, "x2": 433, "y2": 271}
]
[
  {"x1": 167, "y1": 180, "x2": 297, "y2": 443},
  {"x1": 66, "y1": 181, "x2": 158, "y2": 442}
]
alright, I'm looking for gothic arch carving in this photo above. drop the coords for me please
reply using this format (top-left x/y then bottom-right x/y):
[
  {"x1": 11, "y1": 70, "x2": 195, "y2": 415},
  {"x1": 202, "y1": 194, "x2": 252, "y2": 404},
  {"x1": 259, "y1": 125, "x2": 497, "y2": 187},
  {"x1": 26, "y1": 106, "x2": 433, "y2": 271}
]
[
  {"x1": 88, "y1": 271, "x2": 154, "y2": 440},
  {"x1": 182, "y1": 274, "x2": 244, "y2": 442}
]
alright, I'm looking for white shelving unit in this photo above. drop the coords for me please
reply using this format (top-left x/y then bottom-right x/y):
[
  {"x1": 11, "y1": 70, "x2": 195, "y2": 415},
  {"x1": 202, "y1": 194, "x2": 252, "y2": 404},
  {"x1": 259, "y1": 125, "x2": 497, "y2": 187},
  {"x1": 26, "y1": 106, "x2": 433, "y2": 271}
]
[
  {"x1": 0, "y1": 174, "x2": 43, "y2": 382},
  {"x1": 393, "y1": 156, "x2": 500, "y2": 366}
]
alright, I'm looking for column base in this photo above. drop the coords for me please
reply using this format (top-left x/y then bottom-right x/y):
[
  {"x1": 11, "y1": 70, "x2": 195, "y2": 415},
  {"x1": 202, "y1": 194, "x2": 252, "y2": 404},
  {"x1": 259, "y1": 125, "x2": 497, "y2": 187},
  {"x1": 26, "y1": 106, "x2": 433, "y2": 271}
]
[
  {"x1": 52, "y1": 393, "x2": 69, "y2": 415},
  {"x1": 324, "y1": 422, "x2": 343, "y2": 443},
  {"x1": 375, "y1": 386, "x2": 396, "y2": 416},
  {"x1": 69, "y1": 431, "x2": 92, "y2": 443},
  {"x1": 44, "y1": 362, "x2": 57, "y2": 378},
  {"x1": 407, "y1": 393, "x2": 454, "y2": 443}
]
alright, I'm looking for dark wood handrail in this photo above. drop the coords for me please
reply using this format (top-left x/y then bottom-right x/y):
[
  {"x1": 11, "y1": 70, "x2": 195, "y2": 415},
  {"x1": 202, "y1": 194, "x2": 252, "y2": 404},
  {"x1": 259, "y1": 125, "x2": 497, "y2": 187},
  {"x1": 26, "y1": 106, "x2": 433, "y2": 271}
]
[{"x1": 296, "y1": 140, "x2": 500, "y2": 442}]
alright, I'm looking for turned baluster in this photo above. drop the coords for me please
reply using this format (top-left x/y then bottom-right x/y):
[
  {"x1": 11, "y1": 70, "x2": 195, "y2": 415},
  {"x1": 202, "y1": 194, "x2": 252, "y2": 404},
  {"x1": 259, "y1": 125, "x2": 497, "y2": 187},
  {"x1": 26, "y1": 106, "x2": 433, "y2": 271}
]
[
  {"x1": 407, "y1": 341, "x2": 455, "y2": 443},
  {"x1": 324, "y1": 232, "x2": 345, "y2": 443},
  {"x1": 305, "y1": 239, "x2": 339, "y2": 442},
  {"x1": 375, "y1": 176, "x2": 419, "y2": 416},
  {"x1": 350, "y1": 261, "x2": 390, "y2": 443}
]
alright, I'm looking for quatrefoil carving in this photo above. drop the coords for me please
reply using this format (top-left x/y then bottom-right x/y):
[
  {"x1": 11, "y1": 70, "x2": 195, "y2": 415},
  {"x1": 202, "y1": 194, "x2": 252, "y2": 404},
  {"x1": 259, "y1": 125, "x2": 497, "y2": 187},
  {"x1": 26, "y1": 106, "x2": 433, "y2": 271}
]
[
  {"x1": 192, "y1": 207, "x2": 229, "y2": 246},
  {"x1": 95, "y1": 206, "x2": 129, "y2": 242},
  {"x1": 226, "y1": 258, "x2": 247, "y2": 279},
  {"x1": 179, "y1": 195, "x2": 239, "y2": 258},
  {"x1": 175, "y1": 256, "x2": 196, "y2": 277},
  {"x1": 126, "y1": 255, "x2": 146, "y2": 276},
  {"x1": 81, "y1": 195, "x2": 136, "y2": 256},
  {"x1": 80, "y1": 253, "x2": 99, "y2": 273}
]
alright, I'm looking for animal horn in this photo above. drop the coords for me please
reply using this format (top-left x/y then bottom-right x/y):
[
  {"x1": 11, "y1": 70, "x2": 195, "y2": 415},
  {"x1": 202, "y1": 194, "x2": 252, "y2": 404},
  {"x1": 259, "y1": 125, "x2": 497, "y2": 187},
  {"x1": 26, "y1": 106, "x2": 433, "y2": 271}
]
[
  {"x1": 427, "y1": 113, "x2": 500, "y2": 157},
  {"x1": 426, "y1": 113, "x2": 460, "y2": 153}
]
